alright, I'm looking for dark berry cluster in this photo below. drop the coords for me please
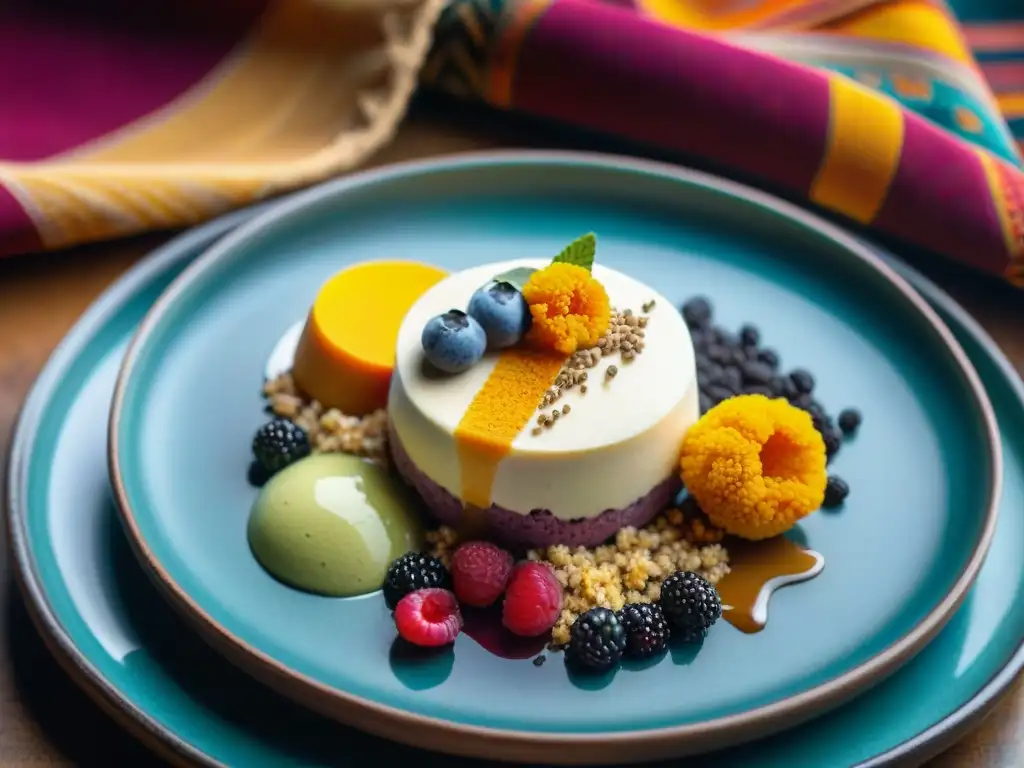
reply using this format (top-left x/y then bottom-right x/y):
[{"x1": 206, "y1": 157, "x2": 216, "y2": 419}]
[
  {"x1": 567, "y1": 573, "x2": 722, "y2": 672},
  {"x1": 682, "y1": 296, "x2": 860, "y2": 507}
]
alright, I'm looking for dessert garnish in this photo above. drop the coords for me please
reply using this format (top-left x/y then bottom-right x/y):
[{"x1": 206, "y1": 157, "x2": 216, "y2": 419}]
[
  {"x1": 262, "y1": 372, "x2": 389, "y2": 466},
  {"x1": 383, "y1": 552, "x2": 452, "y2": 610},
  {"x1": 394, "y1": 588, "x2": 463, "y2": 647},
  {"x1": 659, "y1": 571, "x2": 723, "y2": 642},
  {"x1": 823, "y1": 475, "x2": 850, "y2": 508},
  {"x1": 532, "y1": 305, "x2": 651, "y2": 433},
  {"x1": 431, "y1": 505, "x2": 730, "y2": 647},
  {"x1": 618, "y1": 603, "x2": 671, "y2": 659},
  {"x1": 252, "y1": 418, "x2": 311, "y2": 476},
  {"x1": 417, "y1": 232, "x2": 610, "y2": 374},
  {"x1": 467, "y1": 281, "x2": 532, "y2": 349},
  {"x1": 450, "y1": 541, "x2": 514, "y2": 608},
  {"x1": 567, "y1": 607, "x2": 626, "y2": 671},
  {"x1": 838, "y1": 408, "x2": 862, "y2": 435},
  {"x1": 502, "y1": 561, "x2": 564, "y2": 638},
  {"x1": 680, "y1": 394, "x2": 827, "y2": 540},
  {"x1": 421, "y1": 309, "x2": 487, "y2": 373},
  {"x1": 522, "y1": 260, "x2": 611, "y2": 356}
]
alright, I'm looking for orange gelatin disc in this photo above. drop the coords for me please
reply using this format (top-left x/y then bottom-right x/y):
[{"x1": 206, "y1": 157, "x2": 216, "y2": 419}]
[{"x1": 291, "y1": 260, "x2": 446, "y2": 415}]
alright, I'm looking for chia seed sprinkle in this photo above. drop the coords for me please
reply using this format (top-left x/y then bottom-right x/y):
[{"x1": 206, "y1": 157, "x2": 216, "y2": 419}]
[{"x1": 532, "y1": 307, "x2": 651, "y2": 434}]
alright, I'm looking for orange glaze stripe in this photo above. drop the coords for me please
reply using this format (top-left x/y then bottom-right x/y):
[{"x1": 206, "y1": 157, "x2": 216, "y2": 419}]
[{"x1": 453, "y1": 348, "x2": 565, "y2": 508}]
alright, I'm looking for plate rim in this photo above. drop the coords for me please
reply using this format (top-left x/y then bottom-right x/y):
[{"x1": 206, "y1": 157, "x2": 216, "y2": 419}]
[
  {"x1": 105, "y1": 150, "x2": 1003, "y2": 763},
  {"x1": 5, "y1": 166, "x2": 1021, "y2": 768}
]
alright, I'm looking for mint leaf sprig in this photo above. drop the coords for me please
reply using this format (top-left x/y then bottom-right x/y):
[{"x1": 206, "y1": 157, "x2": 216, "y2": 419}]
[
  {"x1": 552, "y1": 232, "x2": 596, "y2": 271},
  {"x1": 489, "y1": 232, "x2": 598, "y2": 289}
]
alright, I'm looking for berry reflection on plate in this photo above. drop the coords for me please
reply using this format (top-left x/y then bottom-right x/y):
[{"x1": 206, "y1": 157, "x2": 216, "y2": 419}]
[{"x1": 244, "y1": 233, "x2": 860, "y2": 675}]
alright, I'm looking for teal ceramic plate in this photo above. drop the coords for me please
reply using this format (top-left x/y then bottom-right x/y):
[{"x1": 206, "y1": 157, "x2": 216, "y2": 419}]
[
  {"x1": 106, "y1": 153, "x2": 1000, "y2": 763},
  {"x1": 7, "y1": 169, "x2": 1023, "y2": 768}
]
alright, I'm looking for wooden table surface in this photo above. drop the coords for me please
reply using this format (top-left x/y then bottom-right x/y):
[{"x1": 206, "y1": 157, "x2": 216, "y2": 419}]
[{"x1": 0, "y1": 112, "x2": 1021, "y2": 767}]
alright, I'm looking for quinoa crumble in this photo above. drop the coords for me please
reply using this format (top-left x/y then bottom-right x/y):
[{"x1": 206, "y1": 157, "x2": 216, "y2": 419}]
[
  {"x1": 428, "y1": 506, "x2": 730, "y2": 647},
  {"x1": 262, "y1": 372, "x2": 389, "y2": 465}
]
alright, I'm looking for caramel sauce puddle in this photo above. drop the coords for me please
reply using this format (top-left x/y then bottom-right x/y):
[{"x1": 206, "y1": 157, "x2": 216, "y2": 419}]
[{"x1": 717, "y1": 536, "x2": 824, "y2": 634}]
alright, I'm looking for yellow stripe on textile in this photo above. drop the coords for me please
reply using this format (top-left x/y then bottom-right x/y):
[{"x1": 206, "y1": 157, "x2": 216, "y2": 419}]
[{"x1": 810, "y1": 75, "x2": 904, "y2": 224}]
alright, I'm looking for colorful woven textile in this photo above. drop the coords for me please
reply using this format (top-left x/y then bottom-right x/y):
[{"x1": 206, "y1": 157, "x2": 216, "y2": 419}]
[{"x1": 0, "y1": 1, "x2": 1022, "y2": 285}]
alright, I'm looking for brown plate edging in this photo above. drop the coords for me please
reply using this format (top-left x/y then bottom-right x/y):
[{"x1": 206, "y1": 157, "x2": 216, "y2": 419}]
[{"x1": 106, "y1": 150, "x2": 1003, "y2": 765}]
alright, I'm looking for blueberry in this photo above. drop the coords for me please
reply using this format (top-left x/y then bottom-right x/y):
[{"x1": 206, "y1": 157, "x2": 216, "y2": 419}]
[
  {"x1": 792, "y1": 393, "x2": 815, "y2": 411},
  {"x1": 706, "y1": 384, "x2": 734, "y2": 404},
  {"x1": 822, "y1": 428, "x2": 842, "y2": 461},
  {"x1": 741, "y1": 360, "x2": 774, "y2": 386},
  {"x1": 757, "y1": 348, "x2": 780, "y2": 370},
  {"x1": 713, "y1": 328, "x2": 737, "y2": 349},
  {"x1": 421, "y1": 310, "x2": 487, "y2": 374},
  {"x1": 708, "y1": 345, "x2": 732, "y2": 366},
  {"x1": 838, "y1": 408, "x2": 862, "y2": 435},
  {"x1": 744, "y1": 385, "x2": 774, "y2": 397},
  {"x1": 739, "y1": 324, "x2": 760, "y2": 347},
  {"x1": 696, "y1": 362, "x2": 723, "y2": 392},
  {"x1": 790, "y1": 369, "x2": 815, "y2": 394},
  {"x1": 823, "y1": 476, "x2": 849, "y2": 508},
  {"x1": 805, "y1": 400, "x2": 827, "y2": 423},
  {"x1": 699, "y1": 392, "x2": 713, "y2": 413},
  {"x1": 770, "y1": 375, "x2": 798, "y2": 399},
  {"x1": 721, "y1": 366, "x2": 743, "y2": 393},
  {"x1": 682, "y1": 297, "x2": 713, "y2": 328},
  {"x1": 467, "y1": 281, "x2": 531, "y2": 349}
]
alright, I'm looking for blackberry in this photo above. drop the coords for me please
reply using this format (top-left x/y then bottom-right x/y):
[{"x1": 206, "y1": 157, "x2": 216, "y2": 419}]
[
  {"x1": 660, "y1": 571, "x2": 722, "y2": 642},
  {"x1": 618, "y1": 603, "x2": 670, "y2": 659},
  {"x1": 567, "y1": 607, "x2": 627, "y2": 671},
  {"x1": 251, "y1": 419, "x2": 311, "y2": 474},
  {"x1": 838, "y1": 408, "x2": 862, "y2": 435},
  {"x1": 383, "y1": 553, "x2": 451, "y2": 610},
  {"x1": 682, "y1": 297, "x2": 713, "y2": 329},
  {"x1": 789, "y1": 369, "x2": 815, "y2": 394},
  {"x1": 823, "y1": 476, "x2": 850, "y2": 508}
]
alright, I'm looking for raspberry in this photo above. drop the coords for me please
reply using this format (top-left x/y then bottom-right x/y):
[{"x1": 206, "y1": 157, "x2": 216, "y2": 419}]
[
  {"x1": 502, "y1": 562, "x2": 563, "y2": 637},
  {"x1": 394, "y1": 589, "x2": 463, "y2": 647},
  {"x1": 449, "y1": 541, "x2": 514, "y2": 608}
]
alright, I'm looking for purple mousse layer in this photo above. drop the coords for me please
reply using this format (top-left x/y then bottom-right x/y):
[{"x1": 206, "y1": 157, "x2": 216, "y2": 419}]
[{"x1": 389, "y1": 425, "x2": 681, "y2": 549}]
